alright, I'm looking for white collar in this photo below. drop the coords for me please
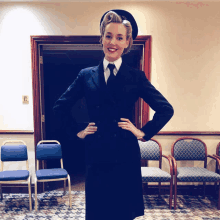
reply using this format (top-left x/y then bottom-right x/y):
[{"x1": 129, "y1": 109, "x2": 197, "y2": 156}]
[{"x1": 103, "y1": 57, "x2": 122, "y2": 72}]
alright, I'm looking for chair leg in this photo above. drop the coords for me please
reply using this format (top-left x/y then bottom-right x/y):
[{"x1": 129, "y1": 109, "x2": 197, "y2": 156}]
[
  {"x1": 159, "y1": 182, "x2": 161, "y2": 196},
  {"x1": 63, "y1": 179, "x2": 66, "y2": 195},
  {"x1": 169, "y1": 180, "x2": 173, "y2": 209},
  {"x1": 43, "y1": 182, "x2": 45, "y2": 192},
  {"x1": 28, "y1": 177, "x2": 32, "y2": 211},
  {"x1": 35, "y1": 179, "x2": 38, "y2": 211},
  {"x1": 68, "y1": 175, "x2": 72, "y2": 208},
  {"x1": 0, "y1": 184, "x2": 2, "y2": 200},
  {"x1": 203, "y1": 182, "x2": 206, "y2": 199},
  {"x1": 218, "y1": 182, "x2": 220, "y2": 210},
  {"x1": 174, "y1": 178, "x2": 177, "y2": 210}
]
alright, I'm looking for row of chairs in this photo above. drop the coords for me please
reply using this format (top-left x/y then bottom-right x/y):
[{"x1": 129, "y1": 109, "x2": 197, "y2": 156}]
[
  {"x1": 1, "y1": 137, "x2": 220, "y2": 211},
  {"x1": 0, "y1": 140, "x2": 72, "y2": 211},
  {"x1": 139, "y1": 137, "x2": 220, "y2": 209}
]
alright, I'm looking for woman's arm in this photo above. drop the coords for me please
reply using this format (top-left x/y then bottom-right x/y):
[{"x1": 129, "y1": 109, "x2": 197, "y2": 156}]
[
  {"x1": 118, "y1": 70, "x2": 173, "y2": 140},
  {"x1": 77, "y1": 122, "x2": 97, "y2": 139},
  {"x1": 138, "y1": 71, "x2": 174, "y2": 141},
  {"x1": 118, "y1": 118, "x2": 145, "y2": 139},
  {"x1": 53, "y1": 71, "x2": 85, "y2": 136}
]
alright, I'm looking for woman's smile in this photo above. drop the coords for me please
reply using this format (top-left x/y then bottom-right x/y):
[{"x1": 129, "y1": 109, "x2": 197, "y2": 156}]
[
  {"x1": 107, "y1": 47, "x2": 118, "y2": 54},
  {"x1": 108, "y1": 48, "x2": 117, "y2": 52}
]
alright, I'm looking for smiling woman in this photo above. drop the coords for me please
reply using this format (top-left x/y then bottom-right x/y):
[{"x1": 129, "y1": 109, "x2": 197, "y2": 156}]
[
  {"x1": 53, "y1": 9, "x2": 174, "y2": 220},
  {"x1": 100, "y1": 10, "x2": 133, "y2": 57}
]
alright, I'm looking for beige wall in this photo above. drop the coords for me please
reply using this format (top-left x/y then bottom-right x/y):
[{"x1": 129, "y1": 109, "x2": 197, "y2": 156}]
[{"x1": 0, "y1": 2, "x2": 220, "y2": 183}]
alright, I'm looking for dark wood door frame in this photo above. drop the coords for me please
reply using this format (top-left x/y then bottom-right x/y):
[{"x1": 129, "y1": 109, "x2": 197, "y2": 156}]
[{"x1": 31, "y1": 35, "x2": 152, "y2": 148}]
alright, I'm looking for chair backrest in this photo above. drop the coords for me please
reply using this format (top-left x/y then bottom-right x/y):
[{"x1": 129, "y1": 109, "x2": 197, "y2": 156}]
[
  {"x1": 171, "y1": 137, "x2": 206, "y2": 161},
  {"x1": 1, "y1": 140, "x2": 28, "y2": 172},
  {"x1": 1, "y1": 140, "x2": 28, "y2": 162},
  {"x1": 36, "y1": 140, "x2": 62, "y2": 160},
  {"x1": 138, "y1": 139, "x2": 161, "y2": 161}
]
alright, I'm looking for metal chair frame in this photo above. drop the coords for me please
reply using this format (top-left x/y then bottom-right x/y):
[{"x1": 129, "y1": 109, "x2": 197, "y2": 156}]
[
  {"x1": 0, "y1": 140, "x2": 32, "y2": 211},
  {"x1": 140, "y1": 138, "x2": 173, "y2": 209},
  {"x1": 170, "y1": 137, "x2": 220, "y2": 210},
  {"x1": 35, "y1": 140, "x2": 72, "y2": 211}
]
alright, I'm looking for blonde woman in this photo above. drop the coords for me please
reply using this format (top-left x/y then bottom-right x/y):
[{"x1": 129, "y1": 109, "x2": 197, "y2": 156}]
[{"x1": 54, "y1": 9, "x2": 174, "y2": 220}]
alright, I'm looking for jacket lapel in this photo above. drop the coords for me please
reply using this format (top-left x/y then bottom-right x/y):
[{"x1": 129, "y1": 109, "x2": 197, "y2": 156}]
[
  {"x1": 115, "y1": 61, "x2": 132, "y2": 85},
  {"x1": 91, "y1": 61, "x2": 116, "y2": 104}
]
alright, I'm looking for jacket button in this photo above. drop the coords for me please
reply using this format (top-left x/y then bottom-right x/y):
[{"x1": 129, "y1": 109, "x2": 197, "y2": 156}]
[
  {"x1": 96, "y1": 105, "x2": 100, "y2": 109},
  {"x1": 98, "y1": 135, "x2": 101, "y2": 138},
  {"x1": 113, "y1": 134, "x2": 117, "y2": 137},
  {"x1": 113, "y1": 119, "x2": 117, "y2": 123}
]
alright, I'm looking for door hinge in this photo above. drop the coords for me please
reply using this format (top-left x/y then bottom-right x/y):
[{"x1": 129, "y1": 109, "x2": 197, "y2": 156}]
[
  {"x1": 39, "y1": 56, "x2": 43, "y2": 64},
  {"x1": 41, "y1": 115, "x2": 45, "y2": 122}
]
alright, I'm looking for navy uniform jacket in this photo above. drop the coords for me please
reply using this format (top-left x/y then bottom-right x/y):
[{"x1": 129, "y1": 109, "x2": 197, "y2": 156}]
[{"x1": 53, "y1": 60, "x2": 174, "y2": 165}]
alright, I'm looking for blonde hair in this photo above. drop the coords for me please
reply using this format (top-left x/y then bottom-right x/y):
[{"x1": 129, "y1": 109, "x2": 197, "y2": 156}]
[{"x1": 100, "y1": 11, "x2": 133, "y2": 55}]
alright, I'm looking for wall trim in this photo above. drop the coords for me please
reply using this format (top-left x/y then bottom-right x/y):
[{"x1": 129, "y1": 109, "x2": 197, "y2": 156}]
[
  {"x1": 158, "y1": 131, "x2": 220, "y2": 135},
  {"x1": 0, "y1": 130, "x2": 34, "y2": 134}
]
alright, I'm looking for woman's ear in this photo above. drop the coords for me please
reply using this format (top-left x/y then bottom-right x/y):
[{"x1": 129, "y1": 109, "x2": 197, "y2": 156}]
[{"x1": 100, "y1": 36, "x2": 103, "y2": 46}]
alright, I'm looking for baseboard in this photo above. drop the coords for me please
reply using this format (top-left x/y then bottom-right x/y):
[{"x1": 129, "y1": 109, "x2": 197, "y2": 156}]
[
  {"x1": 1, "y1": 183, "x2": 218, "y2": 195},
  {"x1": 1, "y1": 183, "x2": 44, "y2": 194}
]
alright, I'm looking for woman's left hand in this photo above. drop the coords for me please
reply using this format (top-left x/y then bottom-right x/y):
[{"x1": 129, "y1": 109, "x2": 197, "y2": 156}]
[{"x1": 118, "y1": 118, "x2": 145, "y2": 139}]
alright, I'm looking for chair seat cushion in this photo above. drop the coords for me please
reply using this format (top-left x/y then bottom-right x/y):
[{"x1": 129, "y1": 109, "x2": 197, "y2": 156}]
[
  {"x1": 177, "y1": 167, "x2": 220, "y2": 182},
  {"x1": 36, "y1": 168, "x2": 68, "y2": 180},
  {"x1": 0, "y1": 170, "x2": 29, "y2": 181},
  {"x1": 141, "y1": 167, "x2": 171, "y2": 182}
]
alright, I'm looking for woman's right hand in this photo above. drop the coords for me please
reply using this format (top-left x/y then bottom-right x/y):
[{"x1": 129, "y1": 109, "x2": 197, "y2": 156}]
[{"x1": 77, "y1": 122, "x2": 97, "y2": 139}]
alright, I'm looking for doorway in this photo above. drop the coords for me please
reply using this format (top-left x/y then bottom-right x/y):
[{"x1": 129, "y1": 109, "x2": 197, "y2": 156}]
[
  {"x1": 31, "y1": 35, "x2": 152, "y2": 189},
  {"x1": 42, "y1": 44, "x2": 143, "y2": 174}
]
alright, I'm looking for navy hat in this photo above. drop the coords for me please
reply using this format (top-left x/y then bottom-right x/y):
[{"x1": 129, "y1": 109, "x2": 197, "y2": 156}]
[{"x1": 100, "y1": 9, "x2": 138, "y2": 40}]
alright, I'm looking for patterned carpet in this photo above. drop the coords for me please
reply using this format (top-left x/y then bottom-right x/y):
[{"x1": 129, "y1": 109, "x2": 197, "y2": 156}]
[{"x1": 0, "y1": 190, "x2": 220, "y2": 219}]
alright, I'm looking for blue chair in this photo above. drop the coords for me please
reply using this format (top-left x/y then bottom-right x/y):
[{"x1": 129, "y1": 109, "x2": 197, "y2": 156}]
[
  {"x1": 170, "y1": 137, "x2": 220, "y2": 210},
  {"x1": 0, "y1": 140, "x2": 32, "y2": 211},
  {"x1": 34, "y1": 140, "x2": 72, "y2": 211},
  {"x1": 138, "y1": 139, "x2": 173, "y2": 209}
]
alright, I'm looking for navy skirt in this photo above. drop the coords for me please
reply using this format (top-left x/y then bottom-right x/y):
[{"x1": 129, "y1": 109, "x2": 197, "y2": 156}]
[{"x1": 85, "y1": 160, "x2": 145, "y2": 220}]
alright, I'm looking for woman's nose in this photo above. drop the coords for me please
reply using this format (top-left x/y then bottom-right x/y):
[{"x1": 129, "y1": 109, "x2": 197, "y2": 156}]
[{"x1": 110, "y1": 37, "x2": 116, "y2": 45}]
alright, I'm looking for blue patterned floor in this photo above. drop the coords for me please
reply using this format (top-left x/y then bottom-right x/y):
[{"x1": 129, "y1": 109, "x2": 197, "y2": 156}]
[{"x1": 0, "y1": 191, "x2": 220, "y2": 219}]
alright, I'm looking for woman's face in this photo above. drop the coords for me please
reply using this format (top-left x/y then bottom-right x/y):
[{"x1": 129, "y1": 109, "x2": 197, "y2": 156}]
[{"x1": 102, "y1": 22, "x2": 129, "y2": 62}]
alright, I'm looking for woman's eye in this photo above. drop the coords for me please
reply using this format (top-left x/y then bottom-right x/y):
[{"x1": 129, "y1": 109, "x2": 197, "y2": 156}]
[
  {"x1": 118, "y1": 37, "x2": 123, "y2": 41},
  {"x1": 106, "y1": 35, "x2": 111, "y2": 39}
]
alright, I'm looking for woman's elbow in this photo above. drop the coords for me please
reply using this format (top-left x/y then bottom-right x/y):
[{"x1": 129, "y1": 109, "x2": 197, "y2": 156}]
[{"x1": 167, "y1": 105, "x2": 174, "y2": 119}]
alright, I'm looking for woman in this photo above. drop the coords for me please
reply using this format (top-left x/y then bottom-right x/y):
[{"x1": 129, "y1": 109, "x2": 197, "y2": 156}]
[{"x1": 53, "y1": 9, "x2": 174, "y2": 220}]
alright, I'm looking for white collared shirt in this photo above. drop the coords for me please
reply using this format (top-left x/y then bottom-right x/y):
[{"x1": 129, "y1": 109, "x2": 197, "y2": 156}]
[{"x1": 103, "y1": 57, "x2": 122, "y2": 84}]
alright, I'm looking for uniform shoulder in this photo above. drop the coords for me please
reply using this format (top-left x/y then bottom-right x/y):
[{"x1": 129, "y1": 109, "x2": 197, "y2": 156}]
[
  {"x1": 81, "y1": 66, "x2": 97, "y2": 71},
  {"x1": 77, "y1": 65, "x2": 99, "y2": 79},
  {"x1": 80, "y1": 66, "x2": 97, "y2": 73}
]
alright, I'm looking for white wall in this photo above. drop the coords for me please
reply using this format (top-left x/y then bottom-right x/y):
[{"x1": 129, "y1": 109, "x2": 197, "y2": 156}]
[{"x1": 0, "y1": 2, "x2": 220, "y2": 183}]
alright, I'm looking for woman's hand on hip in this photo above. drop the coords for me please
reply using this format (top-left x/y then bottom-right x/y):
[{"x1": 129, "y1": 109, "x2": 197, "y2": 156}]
[
  {"x1": 77, "y1": 122, "x2": 97, "y2": 139},
  {"x1": 118, "y1": 118, "x2": 145, "y2": 139}
]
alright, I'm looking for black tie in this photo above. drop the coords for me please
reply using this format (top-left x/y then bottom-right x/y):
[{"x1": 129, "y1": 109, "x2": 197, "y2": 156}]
[{"x1": 107, "y1": 64, "x2": 116, "y2": 88}]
